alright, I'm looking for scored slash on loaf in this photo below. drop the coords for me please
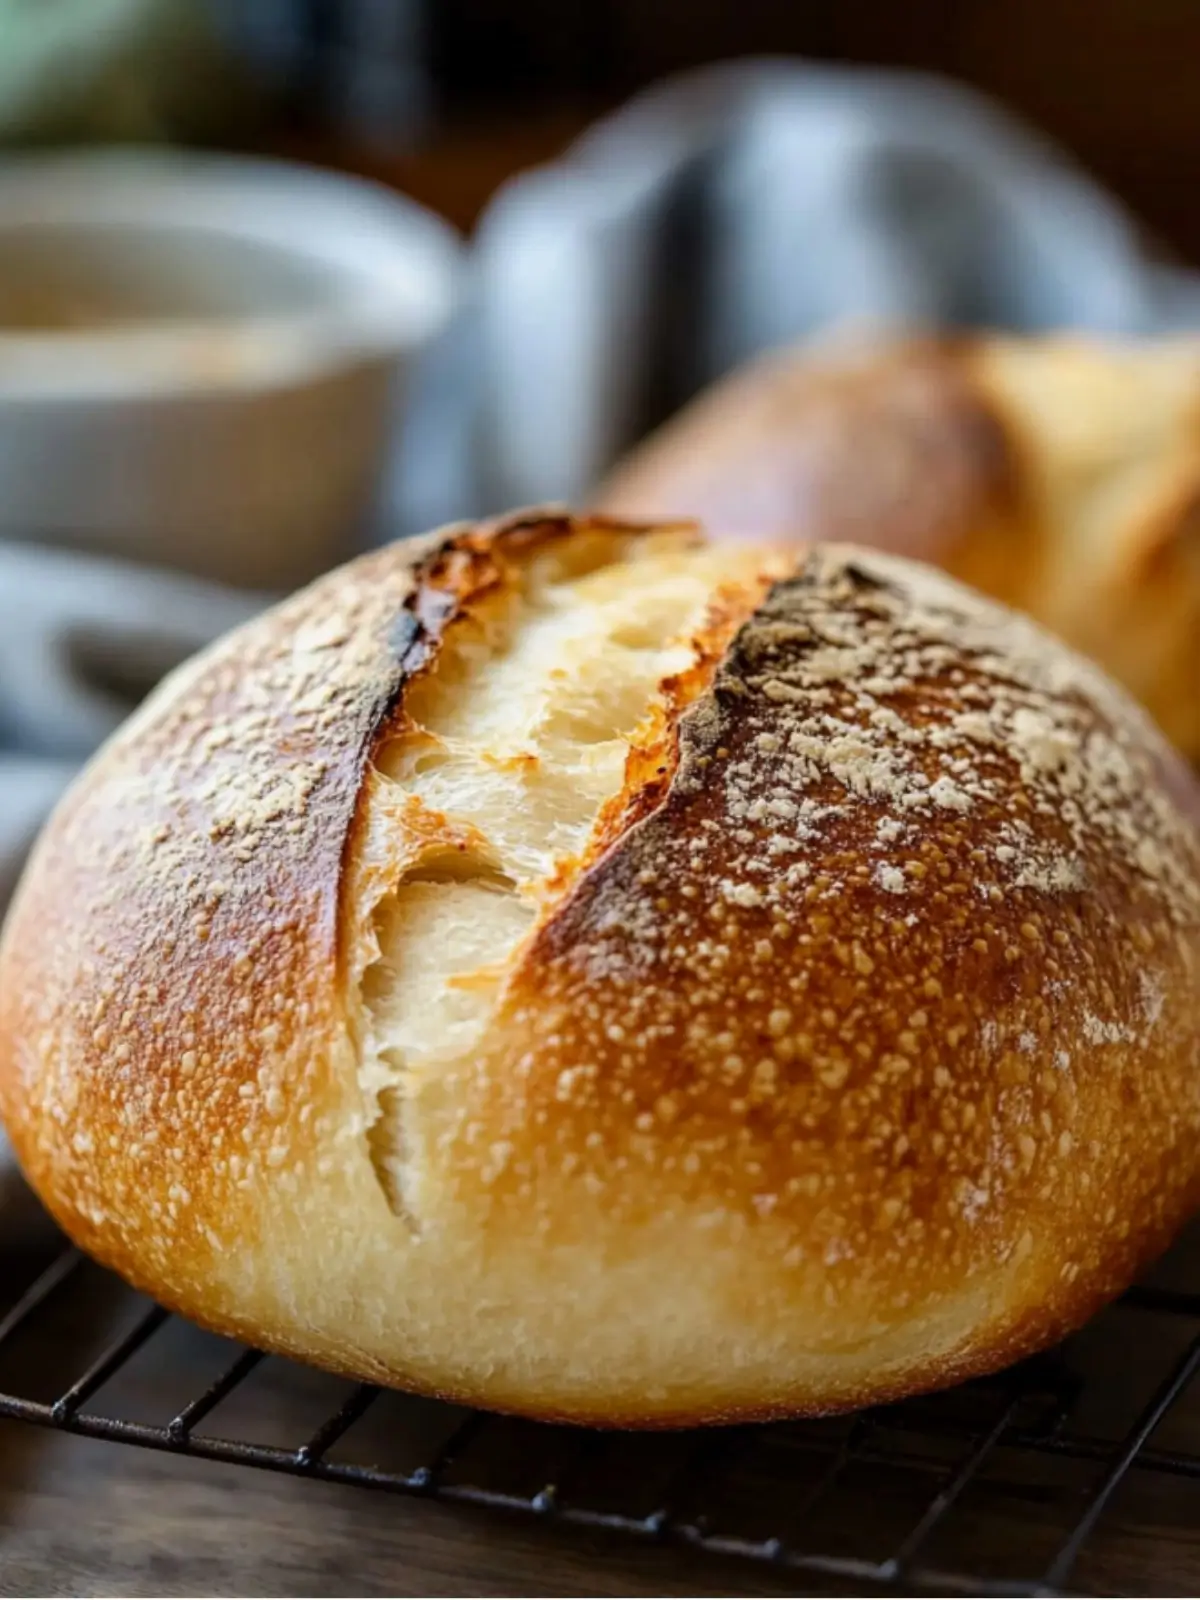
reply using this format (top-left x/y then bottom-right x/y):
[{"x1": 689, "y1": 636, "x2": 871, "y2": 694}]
[{"x1": 1, "y1": 510, "x2": 1198, "y2": 1425}]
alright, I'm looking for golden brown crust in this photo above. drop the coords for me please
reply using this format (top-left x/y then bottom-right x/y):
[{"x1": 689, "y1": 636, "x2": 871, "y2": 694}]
[
  {"x1": 597, "y1": 333, "x2": 1200, "y2": 759},
  {"x1": 3, "y1": 514, "x2": 1200, "y2": 1426},
  {"x1": 463, "y1": 549, "x2": 1200, "y2": 1410},
  {"x1": 0, "y1": 529, "x2": 412, "y2": 1294},
  {"x1": 599, "y1": 335, "x2": 1022, "y2": 563},
  {"x1": 0, "y1": 509, "x2": 619, "y2": 1300}
]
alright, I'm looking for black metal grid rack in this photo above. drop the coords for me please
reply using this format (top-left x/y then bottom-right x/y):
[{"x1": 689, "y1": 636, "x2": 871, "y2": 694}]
[{"x1": 3, "y1": 1233, "x2": 1200, "y2": 1596}]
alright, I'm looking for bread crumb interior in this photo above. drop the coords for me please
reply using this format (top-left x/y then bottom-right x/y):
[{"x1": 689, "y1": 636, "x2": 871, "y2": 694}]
[{"x1": 359, "y1": 530, "x2": 773, "y2": 1218}]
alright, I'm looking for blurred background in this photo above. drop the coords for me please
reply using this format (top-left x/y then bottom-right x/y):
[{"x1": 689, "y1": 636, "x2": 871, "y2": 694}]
[
  {"x1": 5, "y1": 0, "x2": 1200, "y2": 538},
  {"x1": 4, "y1": 0, "x2": 1200, "y2": 951},
  {"x1": 40, "y1": 0, "x2": 1195, "y2": 259}
]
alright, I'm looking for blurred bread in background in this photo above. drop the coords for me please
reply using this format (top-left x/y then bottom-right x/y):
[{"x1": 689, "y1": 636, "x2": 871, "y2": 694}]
[{"x1": 598, "y1": 334, "x2": 1200, "y2": 761}]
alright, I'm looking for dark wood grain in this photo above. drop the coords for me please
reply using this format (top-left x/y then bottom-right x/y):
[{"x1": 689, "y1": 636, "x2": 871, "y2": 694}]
[{"x1": 0, "y1": 1422, "x2": 806, "y2": 1598}]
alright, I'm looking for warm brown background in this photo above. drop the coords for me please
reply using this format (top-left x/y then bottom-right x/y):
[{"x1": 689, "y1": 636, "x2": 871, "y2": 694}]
[{"x1": 287, "y1": 0, "x2": 1200, "y2": 261}]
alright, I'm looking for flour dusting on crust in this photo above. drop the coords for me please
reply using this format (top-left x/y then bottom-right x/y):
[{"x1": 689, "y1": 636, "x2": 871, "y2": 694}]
[
  {"x1": 659, "y1": 546, "x2": 1200, "y2": 930},
  {"x1": 483, "y1": 544, "x2": 1200, "y2": 1301}
]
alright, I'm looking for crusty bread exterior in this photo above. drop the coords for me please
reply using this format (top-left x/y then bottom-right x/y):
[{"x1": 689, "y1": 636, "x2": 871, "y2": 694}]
[
  {"x1": 2, "y1": 510, "x2": 1199, "y2": 1426},
  {"x1": 598, "y1": 335, "x2": 1200, "y2": 761}
]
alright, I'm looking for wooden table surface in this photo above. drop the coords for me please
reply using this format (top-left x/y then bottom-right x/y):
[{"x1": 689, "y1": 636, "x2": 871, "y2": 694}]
[{"x1": 0, "y1": 1424, "x2": 801, "y2": 1598}]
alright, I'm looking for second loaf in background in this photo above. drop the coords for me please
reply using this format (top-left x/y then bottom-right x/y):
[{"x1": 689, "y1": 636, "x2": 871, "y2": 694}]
[{"x1": 598, "y1": 335, "x2": 1200, "y2": 761}]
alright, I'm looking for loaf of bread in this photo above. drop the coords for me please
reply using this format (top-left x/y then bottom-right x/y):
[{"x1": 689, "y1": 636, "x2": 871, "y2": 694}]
[
  {"x1": 599, "y1": 335, "x2": 1200, "y2": 761},
  {"x1": 2, "y1": 510, "x2": 1199, "y2": 1425}
]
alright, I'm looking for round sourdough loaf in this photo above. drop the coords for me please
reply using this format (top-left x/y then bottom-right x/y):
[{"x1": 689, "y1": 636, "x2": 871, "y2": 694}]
[{"x1": 2, "y1": 510, "x2": 1199, "y2": 1425}]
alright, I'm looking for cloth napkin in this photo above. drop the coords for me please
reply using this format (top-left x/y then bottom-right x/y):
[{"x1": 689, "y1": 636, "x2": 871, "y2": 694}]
[{"x1": 6, "y1": 57, "x2": 1200, "y2": 1230}]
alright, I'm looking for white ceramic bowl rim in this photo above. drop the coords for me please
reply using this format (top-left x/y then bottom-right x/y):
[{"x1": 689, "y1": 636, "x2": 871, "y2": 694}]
[{"x1": 0, "y1": 149, "x2": 464, "y2": 401}]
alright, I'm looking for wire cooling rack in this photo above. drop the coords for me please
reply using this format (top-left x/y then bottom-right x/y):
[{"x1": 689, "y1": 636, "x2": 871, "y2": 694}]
[{"x1": 2, "y1": 1236, "x2": 1200, "y2": 1596}]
